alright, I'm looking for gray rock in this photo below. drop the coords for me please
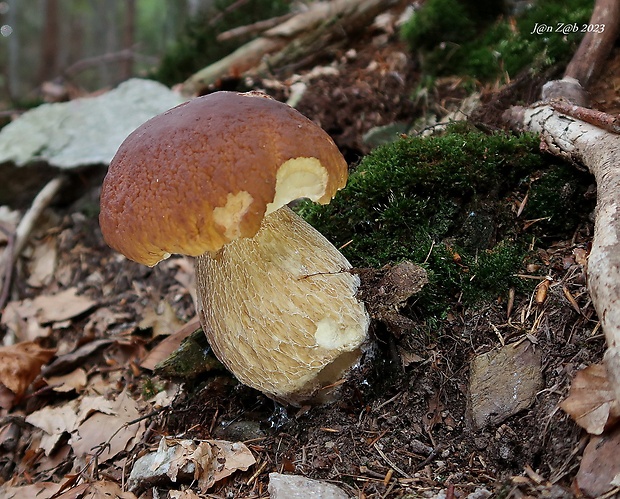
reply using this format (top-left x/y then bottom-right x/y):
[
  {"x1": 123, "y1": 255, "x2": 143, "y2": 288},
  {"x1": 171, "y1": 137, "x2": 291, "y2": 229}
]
[
  {"x1": 467, "y1": 488, "x2": 492, "y2": 499},
  {"x1": 542, "y1": 77, "x2": 589, "y2": 107},
  {"x1": 127, "y1": 437, "x2": 255, "y2": 493},
  {"x1": 362, "y1": 122, "x2": 410, "y2": 147},
  {"x1": 0, "y1": 79, "x2": 185, "y2": 168},
  {"x1": 127, "y1": 437, "x2": 196, "y2": 492},
  {"x1": 268, "y1": 473, "x2": 350, "y2": 499},
  {"x1": 467, "y1": 341, "x2": 542, "y2": 429}
]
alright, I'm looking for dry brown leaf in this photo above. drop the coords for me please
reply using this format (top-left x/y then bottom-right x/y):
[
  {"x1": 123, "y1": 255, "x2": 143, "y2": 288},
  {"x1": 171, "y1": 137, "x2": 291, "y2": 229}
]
[
  {"x1": 50, "y1": 483, "x2": 89, "y2": 499},
  {"x1": 128, "y1": 437, "x2": 255, "y2": 492},
  {"x1": 209, "y1": 439, "x2": 257, "y2": 485},
  {"x1": 57, "y1": 480, "x2": 137, "y2": 499},
  {"x1": 397, "y1": 348, "x2": 424, "y2": 368},
  {"x1": 25, "y1": 402, "x2": 79, "y2": 455},
  {"x1": 42, "y1": 339, "x2": 114, "y2": 377},
  {"x1": 69, "y1": 390, "x2": 146, "y2": 462},
  {"x1": 1, "y1": 299, "x2": 51, "y2": 341},
  {"x1": 140, "y1": 317, "x2": 201, "y2": 370},
  {"x1": 26, "y1": 238, "x2": 57, "y2": 287},
  {"x1": 0, "y1": 386, "x2": 14, "y2": 409},
  {"x1": 169, "y1": 491, "x2": 201, "y2": 499},
  {"x1": 44, "y1": 368, "x2": 88, "y2": 393},
  {"x1": 169, "y1": 439, "x2": 217, "y2": 485},
  {"x1": 32, "y1": 443, "x2": 71, "y2": 475},
  {"x1": 32, "y1": 287, "x2": 96, "y2": 324},
  {"x1": 0, "y1": 481, "x2": 62, "y2": 499},
  {"x1": 0, "y1": 342, "x2": 56, "y2": 407},
  {"x1": 139, "y1": 301, "x2": 186, "y2": 337},
  {"x1": 75, "y1": 394, "x2": 117, "y2": 423},
  {"x1": 83, "y1": 308, "x2": 133, "y2": 336},
  {"x1": 573, "y1": 247, "x2": 589, "y2": 267},
  {"x1": 535, "y1": 278, "x2": 551, "y2": 305},
  {"x1": 165, "y1": 256, "x2": 197, "y2": 304},
  {"x1": 148, "y1": 383, "x2": 181, "y2": 409},
  {"x1": 560, "y1": 363, "x2": 620, "y2": 435},
  {"x1": 102, "y1": 337, "x2": 147, "y2": 370},
  {"x1": 576, "y1": 426, "x2": 620, "y2": 497},
  {"x1": 424, "y1": 391, "x2": 445, "y2": 434}
]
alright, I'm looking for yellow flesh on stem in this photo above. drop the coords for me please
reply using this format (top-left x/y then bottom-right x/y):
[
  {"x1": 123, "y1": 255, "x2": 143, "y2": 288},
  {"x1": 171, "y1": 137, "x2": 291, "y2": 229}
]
[{"x1": 195, "y1": 206, "x2": 369, "y2": 405}]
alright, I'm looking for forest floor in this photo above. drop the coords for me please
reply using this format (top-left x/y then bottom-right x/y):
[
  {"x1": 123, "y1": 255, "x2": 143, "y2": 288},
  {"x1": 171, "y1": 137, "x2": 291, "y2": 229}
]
[{"x1": 2, "y1": 5, "x2": 620, "y2": 499}]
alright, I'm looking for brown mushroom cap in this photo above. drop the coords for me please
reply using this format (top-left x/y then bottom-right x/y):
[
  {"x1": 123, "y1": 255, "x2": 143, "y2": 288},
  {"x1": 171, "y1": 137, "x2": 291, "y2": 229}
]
[{"x1": 99, "y1": 91, "x2": 348, "y2": 266}]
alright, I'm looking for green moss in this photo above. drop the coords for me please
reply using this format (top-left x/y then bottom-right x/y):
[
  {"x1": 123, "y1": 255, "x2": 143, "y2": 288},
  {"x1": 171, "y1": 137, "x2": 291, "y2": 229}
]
[
  {"x1": 524, "y1": 164, "x2": 593, "y2": 236},
  {"x1": 154, "y1": 328, "x2": 225, "y2": 380},
  {"x1": 401, "y1": 0, "x2": 592, "y2": 81},
  {"x1": 461, "y1": 240, "x2": 525, "y2": 303},
  {"x1": 153, "y1": 0, "x2": 290, "y2": 86},
  {"x1": 297, "y1": 126, "x2": 549, "y2": 317},
  {"x1": 141, "y1": 377, "x2": 164, "y2": 399},
  {"x1": 400, "y1": 0, "x2": 477, "y2": 51}
]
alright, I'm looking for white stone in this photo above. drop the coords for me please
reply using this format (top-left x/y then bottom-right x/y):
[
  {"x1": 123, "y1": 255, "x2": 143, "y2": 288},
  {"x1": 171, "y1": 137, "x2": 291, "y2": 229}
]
[
  {"x1": 0, "y1": 79, "x2": 185, "y2": 168},
  {"x1": 268, "y1": 473, "x2": 349, "y2": 499}
]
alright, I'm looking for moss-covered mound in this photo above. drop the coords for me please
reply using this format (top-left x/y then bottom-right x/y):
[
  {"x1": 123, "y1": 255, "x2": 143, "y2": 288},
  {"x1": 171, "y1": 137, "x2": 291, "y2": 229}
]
[
  {"x1": 401, "y1": 0, "x2": 592, "y2": 82},
  {"x1": 297, "y1": 125, "x2": 593, "y2": 317}
]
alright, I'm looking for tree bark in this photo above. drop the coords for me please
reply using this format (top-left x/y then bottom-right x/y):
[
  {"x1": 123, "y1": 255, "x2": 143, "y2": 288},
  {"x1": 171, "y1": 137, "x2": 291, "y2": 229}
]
[
  {"x1": 38, "y1": 0, "x2": 60, "y2": 84},
  {"x1": 6, "y1": 0, "x2": 20, "y2": 100},
  {"x1": 120, "y1": 0, "x2": 136, "y2": 80},
  {"x1": 564, "y1": 0, "x2": 620, "y2": 87},
  {"x1": 542, "y1": 0, "x2": 620, "y2": 106}
]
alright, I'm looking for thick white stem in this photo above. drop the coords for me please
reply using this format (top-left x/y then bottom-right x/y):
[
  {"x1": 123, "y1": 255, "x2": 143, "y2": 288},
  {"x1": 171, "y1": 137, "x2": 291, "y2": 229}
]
[{"x1": 195, "y1": 206, "x2": 369, "y2": 406}]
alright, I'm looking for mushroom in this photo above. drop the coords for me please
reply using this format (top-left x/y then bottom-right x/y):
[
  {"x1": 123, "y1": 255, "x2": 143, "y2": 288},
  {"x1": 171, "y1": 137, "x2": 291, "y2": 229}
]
[{"x1": 99, "y1": 91, "x2": 369, "y2": 406}]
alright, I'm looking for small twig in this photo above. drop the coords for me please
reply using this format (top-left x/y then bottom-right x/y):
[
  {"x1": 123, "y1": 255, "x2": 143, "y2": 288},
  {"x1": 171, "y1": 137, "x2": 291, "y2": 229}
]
[
  {"x1": 50, "y1": 407, "x2": 161, "y2": 499},
  {"x1": 209, "y1": 0, "x2": 250, "y2": 26},
  {"x1": 374, "y1": 392, "x2": 402, "y2": 412},
  {"x1": 373, "y1": 442, "x2": 411, "y2": 478},
  {"x1": 412, "y1": 444, "x2": 444, "y2": 472},
  {"x1": 423, "y1": 240, "x2": 435, "y2": 265},
  {"x1": 0, "y1": 109, "x2": 26, "y2": 118},
  {"x1": 10, "y1": 177, "x2": 65, "y2": 266},
  {"x1": 217, "y1": 12, "x2": 295, "y2": 42},
  {"x1": 549, "y1": 99, "x2": 620, "y2": 134},
  {"x1": 63, "y1": 48, "x2": 157, "y2": 79},
  {"x1": 597, "y1": 486, "x2": 620, "y2": 499},
  {"x1": 0, "y1": 223, "x2": 15, "y2": 312},
  {"x1": 0, "y1": 177, "x2": 64, "y2": 315},
  {"x1": 246, "y1": 459, "x2": 268, "y2": 486}
]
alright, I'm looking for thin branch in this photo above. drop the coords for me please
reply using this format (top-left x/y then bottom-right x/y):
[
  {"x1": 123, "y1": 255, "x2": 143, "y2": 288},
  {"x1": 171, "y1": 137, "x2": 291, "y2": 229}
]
[
  {"x1": 0, "y1": 109, "x2": 26, "y2": 119},
  {"x1": 549, "y1": 99, "x2": 620, "y2": 134},
  {"x1": 62, "y1": 48, "x2": 158, "y2": 79},
  {"x1": 0, "y1": 177, "x2": 65, "y2": 316},
  {"x1": 0, "y1": 225, "x2": 16, "y2": 312},
  {"x1": 209, "y1": 0, "x2": 250, "y2": 27},
  {"x1": 217, "y1": 12, "x2": 295, "y2": 42},
  {"x1": 11, "y1": 177, "x2": 65, "y2": 264}
]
